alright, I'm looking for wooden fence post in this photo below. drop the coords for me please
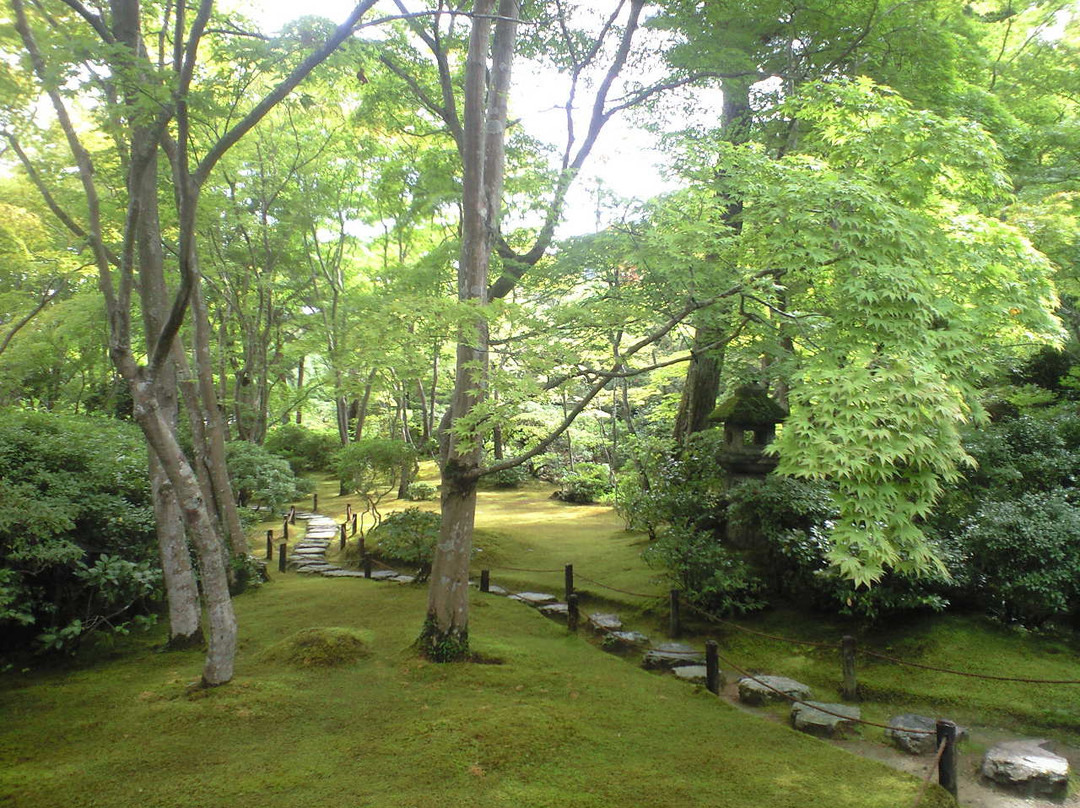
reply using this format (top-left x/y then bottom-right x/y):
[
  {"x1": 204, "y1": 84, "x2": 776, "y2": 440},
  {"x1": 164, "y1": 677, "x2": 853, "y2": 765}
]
[
  {"x1": 363, "y1": 556, "x2": 372, "y2": 579},
  {"x1": 480, "y1": 569, "x2": 490, "y2": 593},
  {"x1": 567, "y1": 594, "x2": 579, "y2": 632},
  {"x1": 278, "y1": 543, "x2": 287, "y2": 573},
  {"x1": 266, "y1": 530, "x2": 273, "y2": 560},
  {"x1": 346, "y1": 503, "x2": 352, "y2": 521},
  {"x1": 358, "y1": 535, "x2": 366, "y2": 558},
  {"x1": 936, "y1": 720, "x2": 958, "y2": 799},
  {"x1": 564, "y1": 563, "x2": 574, "y2": 602},
  {"x1": 340, "y1": 523, "x2": 346, "y2": 550},
  {"x1": 351, "y1": 514, "x2": 358, "y2": 536},
  {"x1": 669, "y1": 589, "x2": 680, "y2": 638},
  {"x1": 841, "y1": 635, "x2": 858, "y2": 700},
  {"x1": 282, "y1": 519, "x2": 289, "y2": 541},
  {"x1": 288, "y1": 506, "x2": 296, "y2": 525},
  {"x1": 706, "y1": 640, "x2": 720, "y2": 695},
  {"x1": 312, "y1": 493, "x2": 318, "y2": 513}
]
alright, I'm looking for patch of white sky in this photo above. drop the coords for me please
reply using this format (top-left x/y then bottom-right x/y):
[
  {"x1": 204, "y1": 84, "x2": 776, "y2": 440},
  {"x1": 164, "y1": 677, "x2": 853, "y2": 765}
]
[{"x1": 222, "y1": 0, "x2": 724, "y2": 237}]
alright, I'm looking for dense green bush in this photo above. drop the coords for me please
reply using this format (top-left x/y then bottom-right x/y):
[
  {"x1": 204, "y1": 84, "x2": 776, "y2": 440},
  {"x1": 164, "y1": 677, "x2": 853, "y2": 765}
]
[
  {"x1": 556, "y1": 462, "x2": 613, "y2": 504},
  {"x1": 370, "y1": 508, "x2": 441, "y2": 582},
  {"x1": 960, "y1": 490, "x2": 1080, "y2": 626},
  {"x1": 403, "y1": 481, "x2": 438, "y2": 501},
  {"x1": 479, "y1": 465, "x2": 529, "y2": 490},
  {"x1": 643, "y1": 526, "x2": 766, "y2": 616},
  {"x1": 225, "y1": 440, "x2": 306, "y2": 511},
  {"x1": 264, "y1": 424, "x2": 339, "y2": 473},
  {"x1": 0, "y1": 411, "x2": 159, "y2": 657}
]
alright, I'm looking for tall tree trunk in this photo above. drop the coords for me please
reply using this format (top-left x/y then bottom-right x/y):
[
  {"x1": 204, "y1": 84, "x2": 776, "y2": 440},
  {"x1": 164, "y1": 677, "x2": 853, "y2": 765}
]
[
  {"x1": 295, "y1": 356, "x2": 305, "y2": 424},
  {"x1": 422, "y1": 0, "x2": 518, "y2": 661},
  {"x1": 136, "y1": 144, "x2": 202, "y2": 648},
  {"x1": 672, "y1": 79, "x2": 752, "y2": 445}
]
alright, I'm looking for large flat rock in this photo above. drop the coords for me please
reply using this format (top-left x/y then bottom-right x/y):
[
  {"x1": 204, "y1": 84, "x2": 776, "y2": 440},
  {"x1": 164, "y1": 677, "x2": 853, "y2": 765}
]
[
  {"x1": 642, "y1": 642, "x2": 704, "y2": 670},
  {"x1": 588, "y1": 613, "x2": 623, "y2": 632},
  {"x1": 791, "y1": 701, "x2": 861, "y2": 739},
  {"x1": 737, "y1": 675, "x2": 812, "y2": 706},
  {"x1": 982, "y1": 740, "x2": 1069, "y2": 796},
  {"x1": 509, "y1": 592, "x2": 557, "y2": 606}
]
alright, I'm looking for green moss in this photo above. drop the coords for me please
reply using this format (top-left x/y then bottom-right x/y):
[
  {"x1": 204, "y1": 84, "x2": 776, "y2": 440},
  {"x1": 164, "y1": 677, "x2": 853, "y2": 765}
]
[
  {"x1": 261, "y1": 626, "x2": 371, "y2": 668},
  {"x1": 709, "y1": 384, "x2": 788, "y2": 425}
]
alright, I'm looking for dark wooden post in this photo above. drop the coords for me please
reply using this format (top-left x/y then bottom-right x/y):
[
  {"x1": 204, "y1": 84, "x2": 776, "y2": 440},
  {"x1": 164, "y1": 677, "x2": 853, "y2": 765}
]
[
  {"x1": 669, "y1": 589, "x2": 681, "y2": 638},
  {"x1": 340, "y1": 523, "x2": 346, "y2": 550},
  {"x1": 282, "y1": 519, "x2": 289, "y2": 541},
  {"x1": 567, "y1": 594, "x2": 579, "y2": 632},
  {"x1": 564, "y1": 563, "x2": 574, "y2": 602},
  {"x1": 351, "y1": 514, "x2": 358, "y2": 536},
  {"x1": 288, "y1": 506, "x2": 296, "y2": 525},
  {"x1": 480, "y1": 569, "x2": 490, "y2": 593},
  {"x1": 841, "y1": 635, "x2": 858, "y2": 700},
  {"x1": 363, "y1": 556, "x2": 372, "y2": 579},
  {"x1": 312, "y1": 493, "x2": 318, "y2": 512},
  {"x1": 705, "y1": 640, "x2": 720, "y2": 695},
  {"x1": 358, "y1": 535, "x2": 366, "y2": 557},
  {"x1": 266, "y1": 530, "x2": 273, "y2": 560},
  {"x1": 936, "y1": 720, "x2": 958, "y2": 799},
  {"x1": 278, "y1": 543, "x2": 287, "y2": 573}
]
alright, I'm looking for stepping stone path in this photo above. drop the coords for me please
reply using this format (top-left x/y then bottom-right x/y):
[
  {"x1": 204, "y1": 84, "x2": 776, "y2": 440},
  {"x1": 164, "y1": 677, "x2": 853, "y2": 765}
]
[
  {"x1": 509, "y1": 591, "x2": 558, "y2": 605},
  {"x1": 284, "y1": 512, "x2": 416, "y2": 583},
  {"x1": 981, "y1": 739, "x2": 1070, "y2": 796},
  {"x1": 791, "y1": 701, "x2": 861, "y2": 739},
  {"x1": 737, "y1": 675, "x2": 812, "y2": 706}
]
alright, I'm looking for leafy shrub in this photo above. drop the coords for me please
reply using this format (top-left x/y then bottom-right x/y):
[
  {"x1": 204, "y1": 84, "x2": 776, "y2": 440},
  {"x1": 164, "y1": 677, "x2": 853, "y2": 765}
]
[
  {"x1": 0, "y1": 411, "x2": 159, "y2": 658},
  {"x1": 556, "y1": 462, "x2": 613, "y2": 504},
  {"x1": 403, "y1": 481, "x2": 437, "y2": 501},
  {"x1": 334, "y1": 439, "x2": 418, "y2": 534},
  {"x1": 960, "y1": 490, "x2": 1080, "y2": 626},
  {"x1": 264, "y1": 424, "x2": 339, "y2": 473},
  {"x1": 225, "y1": 440, "x2": 305, "y2": 511},
  {"x1": 370, "y1": 508, "x2": 441, "y2": 582},
  {"x1": 480, "y1": 465, "x2": 529, "y2": 489},
  {"x1": 643, "y1": 526, "x2": 766, "y2": 616}
]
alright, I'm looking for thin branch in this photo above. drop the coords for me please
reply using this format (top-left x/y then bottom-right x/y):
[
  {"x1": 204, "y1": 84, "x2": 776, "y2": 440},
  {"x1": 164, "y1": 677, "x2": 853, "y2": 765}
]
[
  {"x1": 0, "y1": 286, "x2": 62, "y2": 357},
  {"x1": 56, "y1": 0, "x2": 113, "y2": 42}
]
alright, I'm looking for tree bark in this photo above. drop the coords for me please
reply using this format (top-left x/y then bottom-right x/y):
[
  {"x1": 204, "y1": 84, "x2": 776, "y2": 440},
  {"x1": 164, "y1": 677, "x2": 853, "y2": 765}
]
[{"x1": 422, "y1": 0, "x2": 517, "y2": 661}]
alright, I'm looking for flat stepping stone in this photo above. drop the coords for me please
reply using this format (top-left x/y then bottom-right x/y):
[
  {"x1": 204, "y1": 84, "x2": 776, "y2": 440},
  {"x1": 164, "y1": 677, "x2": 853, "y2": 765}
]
[
  {"x1": 642, "y1": 642, "x2": 704, "y2": 670},
  {"x1": 509, "y1": 592, "x2": 557, "y2": 605},
  {"x1": 370, "y1": 570, "x2": 398, "y2": 581},
  {"x1": 293, "y1": 548, "x2": 326, "y2": 556},
  {"x1": 791, "y1": 701, "x2": 861, "y2": 739},
  {"x1": 321, "y1": 570, "x2": 367, "y2": 578},
  {"x1": 885, "y1": 715, "x2": 967, "y2": 755},
  {"x1": 392, "y1": 575, "x2": 416, "y2": 583},
  {"x1": 540, "y1": 603, "x2": 569, "y2": 621},
  {"x1": 672, "y1": 665, "x2": 722, "y2": 685},
  {"x1": 602, "y1": 630, "x2": 650, "y2": 651},
  {"x1": 588, "y1": 613, "x2": 622, "y2": 632},
  {"x1": 982, "y1": 740, "x2": 1069, "y2": 796},
  {"x1": 738, "y1": 675, "x2": 812, "y2": 706},
  {"x1": 295, "y1": 566, "x2": 326, "y2": 575}
]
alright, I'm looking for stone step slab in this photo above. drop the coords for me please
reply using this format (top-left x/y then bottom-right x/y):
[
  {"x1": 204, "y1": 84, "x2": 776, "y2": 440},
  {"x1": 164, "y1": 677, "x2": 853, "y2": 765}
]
[
  {"x1": 509, "y1": 592, "x2": 557, "y2": 606},
  {"x1": 884, "y1": 714, "x2": 968, "y2": 755},
  {"x1": 642, "y1": 642, "x2": 704, "y2": 670},
  {"x1": 737, "y1": 675, "x2": 812, "y2": 706},
  {"x1": 982, "y1": 740, "x2": 1069, "y2": 797},
  {"x1": 791, "y1": 701, "x2": 861, "y2": 739},
  {"x1": 588, "y1": 613, "x2": 622, "y2": 632}
]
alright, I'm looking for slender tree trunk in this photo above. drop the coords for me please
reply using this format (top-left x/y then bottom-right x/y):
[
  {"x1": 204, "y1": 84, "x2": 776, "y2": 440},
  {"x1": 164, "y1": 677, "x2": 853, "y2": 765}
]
[
  {"x1": 295, "y1": 356, "x2": 305, "y2": 424},
  {"x1": 673, "y1": 322, "x2": 725, "y2": 443},
  {"x1": 422, "y1": 0, "x2": 517, "y2": 661},
  {"x1": 136, "y1": 143, "x2": 202, "y2": 648}
]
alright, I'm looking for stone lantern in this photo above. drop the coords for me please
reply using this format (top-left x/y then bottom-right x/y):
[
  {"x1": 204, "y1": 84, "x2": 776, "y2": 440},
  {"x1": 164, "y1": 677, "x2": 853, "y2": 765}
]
[{"x1": 709, "y1": 384, "x2": 787, "y2": 482}]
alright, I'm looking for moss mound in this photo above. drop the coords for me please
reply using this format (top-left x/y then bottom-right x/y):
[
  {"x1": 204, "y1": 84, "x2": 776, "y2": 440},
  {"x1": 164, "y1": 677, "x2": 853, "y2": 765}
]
[{"x1": 261, "y1": 627, "x2": 371, "y2": 668}]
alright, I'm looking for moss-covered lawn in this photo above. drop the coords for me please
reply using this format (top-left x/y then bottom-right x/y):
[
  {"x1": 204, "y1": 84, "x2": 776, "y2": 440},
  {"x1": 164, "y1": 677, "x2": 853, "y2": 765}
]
[{"x1": 0, "y1": 575, "x2": 952, "y2": 808}]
